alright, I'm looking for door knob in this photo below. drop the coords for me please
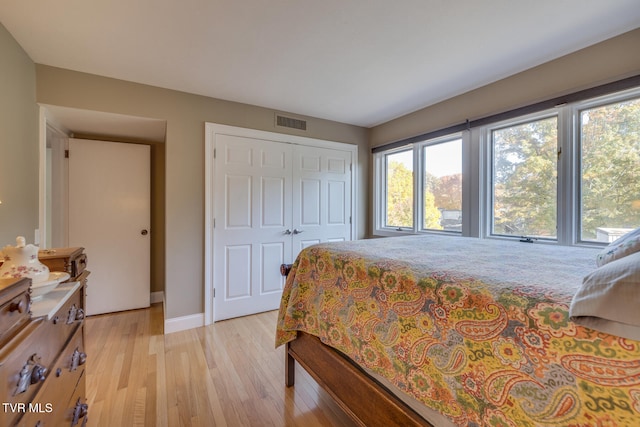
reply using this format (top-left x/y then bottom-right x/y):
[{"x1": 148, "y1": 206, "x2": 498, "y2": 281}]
[
  {"x1": 141, "y1": 229, "x2": 149, "y2": 236},
  {"x1": 283, "y1": 229, "x2": 292, "y2": 235},
  {"x1": 293, "y1": 229, "x2": 303, "y2": 234}
]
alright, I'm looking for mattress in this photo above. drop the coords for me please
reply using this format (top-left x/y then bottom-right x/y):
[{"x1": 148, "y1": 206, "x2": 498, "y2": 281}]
[{"x1": 276, "y1": 235, "x2": 640, "y2": 426}]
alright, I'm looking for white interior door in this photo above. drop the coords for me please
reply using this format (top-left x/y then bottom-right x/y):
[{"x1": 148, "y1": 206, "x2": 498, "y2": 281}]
[
  {"x1": 213, "y1": 135, "x2": 292, "y2": 321},
  {"x1": 209, "y1": 125, "x2": 356, "y2": 322},
  {"x1": 68, "y1": 138, "x2": 150, "y2": 315},
  {"x1": 292, "y1": 145, "x2": 352, "y2": 252}
]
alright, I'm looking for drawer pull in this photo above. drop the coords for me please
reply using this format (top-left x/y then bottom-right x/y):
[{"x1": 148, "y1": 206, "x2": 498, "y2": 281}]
[
  {"x1": 15, "y1": 363, "x2": 32, "y2": 395},
  {"x1": 14, "y1": 354, "x2": 47, "y2": 395},
  {"x1": 9, "y1": 299, "x2": 26, "y2": 313},
  {"x1": 71, "y1": 398, "x2": 88, "y2": 427},
  {"x1": 67, "y1": 304, "x2": 77, "y2": 324},
  {"x1": 71, "y1": 348, "x2": 87, "y2": 371},
  {"x1": 31, "y1": 363, "x2": 47, "y2": 383},
  {"x1": 67, "y1": 304, "x2": 84, "y2": 324}
]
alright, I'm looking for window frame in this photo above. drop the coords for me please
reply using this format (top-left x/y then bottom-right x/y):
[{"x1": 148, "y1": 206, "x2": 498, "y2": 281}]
[
  {"x1": 483, "y1": 110, "x2": 561, "y2": 243},
  {"x1": 418, "y1": 135, "x2": 464, "y2": 234},
  {"x1": 373, "y1": 86, "x2": 640, "y2": 245},
  {"x1": 374, "y1": 144, "x2": 415, "y2": 235},
  {"x1": 373, "y1": 133, "x2": 464, "y2": 237},
  {"x1": 572, "y1": 87, "x2": 640, "y2": 245}
]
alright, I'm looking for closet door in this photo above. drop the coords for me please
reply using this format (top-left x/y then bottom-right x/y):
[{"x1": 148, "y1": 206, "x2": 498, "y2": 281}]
[
  {"x1": 292, "y1": 145, "x2": 352, "y2": 252},
  {"x1": 213, "y1": 135, "x2": 292, "y2": 321},
  {"x1": 210, "y1": 126, "x2": 355, "y2": 322}
]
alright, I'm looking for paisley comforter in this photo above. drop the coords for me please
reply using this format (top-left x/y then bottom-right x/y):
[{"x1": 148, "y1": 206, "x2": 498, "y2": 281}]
[{"x1": 276, "y1": 235, "x2": 640, "y2": 426}]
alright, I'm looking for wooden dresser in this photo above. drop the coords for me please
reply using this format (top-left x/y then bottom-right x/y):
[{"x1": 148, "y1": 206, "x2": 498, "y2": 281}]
[{"x1": 0, "y1": 248, "x2": 89, "y2": 427}]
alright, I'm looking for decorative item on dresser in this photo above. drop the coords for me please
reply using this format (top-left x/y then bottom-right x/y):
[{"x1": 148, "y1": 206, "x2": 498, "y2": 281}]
[{"x1": 0, "y1": 248, "x2": 90, "y2": 427}]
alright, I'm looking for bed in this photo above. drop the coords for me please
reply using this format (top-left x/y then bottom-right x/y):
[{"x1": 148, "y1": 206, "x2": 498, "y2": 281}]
[{"x1": 276, "y1": 234, "x2": 640, "y2": 426}]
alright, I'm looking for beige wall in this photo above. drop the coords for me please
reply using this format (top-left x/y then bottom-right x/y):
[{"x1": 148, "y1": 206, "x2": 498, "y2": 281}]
[
  {"x1": 0, "y1": 24, "x2": 39, "y2": 246},
  {"x1": 35, "y1": 66, "x2": 369, "y2": 319}
]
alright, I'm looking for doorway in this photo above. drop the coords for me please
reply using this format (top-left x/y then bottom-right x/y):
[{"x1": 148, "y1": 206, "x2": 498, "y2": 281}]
[
  {"x1": 68, "y1": 138, "x2": 151, "y2": 315},
  {"x1": 39, "y1": 106, "x2": 167, "y2": 315}
]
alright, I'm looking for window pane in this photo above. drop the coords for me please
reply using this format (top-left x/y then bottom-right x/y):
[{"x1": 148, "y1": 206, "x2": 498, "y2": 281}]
[
  {"x1": 385, "y1": 150, "x2": 413, "y2": 228},
  {"x1": 492, "y1": 117, "x2": 558, "y2": 238},
  {"x1": 423, "y1": 139, "x2": 462, "y2": 232},
  {"x1": 580, "y1": 97, "x2": 640, "y2": 242}
]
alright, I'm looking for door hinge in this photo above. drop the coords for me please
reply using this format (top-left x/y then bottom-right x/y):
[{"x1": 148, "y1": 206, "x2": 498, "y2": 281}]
[
  {"x1": 213, "y1": 288, "x2": 216, "y2": 298},
  {"x1": 65, "y1": 149, "x2": 70, "y2": 158},
  {"x1": 350, "y1": 216, "x2": 352, "y2": 224},
  {"x1": 213, "y1": 218, "x2": 216, "y2": 228},
  {"x1": 214, "y1": 148, "x2": 216, "y2": 159}
]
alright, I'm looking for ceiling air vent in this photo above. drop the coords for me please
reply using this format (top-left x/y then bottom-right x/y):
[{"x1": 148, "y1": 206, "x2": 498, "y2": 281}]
[{"x1": 276, "y1": 114, "x2": 307, "y2": 131}]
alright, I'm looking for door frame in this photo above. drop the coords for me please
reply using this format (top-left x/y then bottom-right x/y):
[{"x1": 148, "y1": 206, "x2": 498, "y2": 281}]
[
  {"x1": 204, "y1": 122, "x2": 358, "y2": 325},
  {"x1": 38, "y1": 106, "x2": 70, "y2": 248}
]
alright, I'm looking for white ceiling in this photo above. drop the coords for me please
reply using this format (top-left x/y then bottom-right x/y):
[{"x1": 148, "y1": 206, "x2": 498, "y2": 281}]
[
  {"x1": 2, "y1": 1, "x2": 640, "y2": 129},
  {"x1": 43, "y1": 104, "x2": 167, "y2": 143}
]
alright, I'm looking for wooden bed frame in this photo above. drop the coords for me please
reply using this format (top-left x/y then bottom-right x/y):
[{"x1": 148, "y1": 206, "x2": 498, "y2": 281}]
[{"x1": 285, "y1": 332, "x2": 433, "y2": 427}]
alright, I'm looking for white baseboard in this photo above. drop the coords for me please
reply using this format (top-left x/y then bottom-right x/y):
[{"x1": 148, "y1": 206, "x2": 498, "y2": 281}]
[
  {"x1": 151, "y1": 291, "x2": 202, "y2": 335},
  {"x1": 164, "y1": 313, "x2": 204, "y2": 334},
  {"x1": 150, "y1": 291, "x2": 164, "y2": 304}
]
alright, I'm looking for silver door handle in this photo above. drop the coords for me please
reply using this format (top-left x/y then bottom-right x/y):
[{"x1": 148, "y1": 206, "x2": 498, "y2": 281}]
[
  {"x1": 293, "y1": 229, "x2": 303, "y2": 234},
  {"x1": 283, "y1": 229, "x2": 292, "y2": 235}
]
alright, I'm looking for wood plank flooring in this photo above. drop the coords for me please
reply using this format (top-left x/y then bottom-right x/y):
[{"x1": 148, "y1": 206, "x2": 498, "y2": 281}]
[{"x1": 84, "y1": 304, "x2": 357, "y2": 426}]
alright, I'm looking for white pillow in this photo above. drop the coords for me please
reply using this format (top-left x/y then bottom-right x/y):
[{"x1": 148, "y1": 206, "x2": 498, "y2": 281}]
[
  {"x1": 570, "y1": 250, "x2": 640, "y2": 341},
  {"x1": 595, "y1": 227, "x2": 640, "y2": 267}
]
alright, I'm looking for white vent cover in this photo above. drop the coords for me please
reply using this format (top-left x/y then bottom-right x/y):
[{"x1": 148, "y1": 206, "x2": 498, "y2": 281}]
[{"x1": 276, "y1": 114, "x2": 307, "y2": 131}]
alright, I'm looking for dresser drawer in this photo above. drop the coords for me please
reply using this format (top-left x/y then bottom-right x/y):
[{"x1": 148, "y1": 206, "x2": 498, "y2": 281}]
[
  {"x1": 40, "y1": 370, "x2": 87, "y2": 427},
  {"x1": 58, "y1": 375, "x2": 88, "y2": 427},
  {"x1": 39, "y1": 248, "x2": 87, "y2": 281},
  {"x1": 43, "y1": 285, "x2": 84, "y2": 349},
  {"x1": 0, "y1": 319, "x2": 55, "y2": 427},
  {"x1": 17, "y1": 325, "x2": 86, "y2": 427},
  {"x1": 0, "y1": 279, "x2": 31, "y2": 344}
]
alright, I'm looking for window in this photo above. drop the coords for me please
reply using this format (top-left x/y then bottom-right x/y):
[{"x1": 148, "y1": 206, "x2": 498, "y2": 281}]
[
  {"x1": 374, "y1": 86, "x2": 640, "y2": 245},
  {"x1": 579, "y1": 96, "x2": 640, "y2": 243},
  {"x1": 490, "y1": 116, "x2": 558, "y2": 239},
  {"x1": 423, "y1": 138, "x2": 462, "y2": 232},
  {"x1": 375, "y1": 135, "x2": 462, "y2": 235},
  {"x1": 384, "y1": 149, "x2": 414, "y2": 229}
]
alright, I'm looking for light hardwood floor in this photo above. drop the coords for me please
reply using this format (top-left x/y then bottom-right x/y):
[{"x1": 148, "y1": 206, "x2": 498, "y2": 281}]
[{"x1": 84, "y1": 304, "x2": 357, "y2": 426}]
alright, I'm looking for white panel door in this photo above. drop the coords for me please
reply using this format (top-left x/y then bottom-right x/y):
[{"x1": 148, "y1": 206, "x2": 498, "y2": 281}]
[
  {"x1": 213, "y1": 135, "x2": 292, "y2": 321},
  {"x1": 68, "y1": 139, "x2": 150, "y2": 315},
  {"x1": 292, "y1": 145, "x2": 352, "y2": 252},
  {"x1": 211, "y1": 128, "x2": 354, "y2": 322}
]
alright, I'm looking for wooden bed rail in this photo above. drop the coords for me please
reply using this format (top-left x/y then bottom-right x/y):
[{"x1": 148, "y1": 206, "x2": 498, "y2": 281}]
[{"x1": 286, "y1": 333, "x2": 433, "y2": 427}]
